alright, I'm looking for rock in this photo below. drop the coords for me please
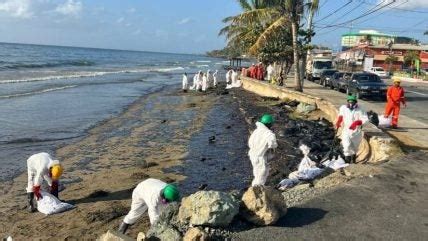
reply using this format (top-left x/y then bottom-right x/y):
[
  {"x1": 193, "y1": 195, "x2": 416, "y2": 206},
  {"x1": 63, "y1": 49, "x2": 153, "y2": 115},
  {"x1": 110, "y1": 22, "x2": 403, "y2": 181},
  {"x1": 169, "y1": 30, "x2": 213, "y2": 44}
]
[
  {"x1": 240, "y1": 186, "x2": 288, "y2": 226},
  {"x1": 137, "y1": 232, "x2": 146, "y2": 241},
  {"x1": 98, "y1": 230, "x2": 133, "y2": 241},
  {"x1": 198, "y1": 184, "x2": 207, "y2": 190},
  {"x1": 145, "y1": 224, "x2": 182, "y2": 241},
  {"x1": 178, "y1": 191, "x2": 240, "y2": 227},
  {"x1": 183, "y1": 227, "x2": 209, "y2": 241},
  {"x1": 296, "y1": 103, "x2": 316, "y2": 114}
]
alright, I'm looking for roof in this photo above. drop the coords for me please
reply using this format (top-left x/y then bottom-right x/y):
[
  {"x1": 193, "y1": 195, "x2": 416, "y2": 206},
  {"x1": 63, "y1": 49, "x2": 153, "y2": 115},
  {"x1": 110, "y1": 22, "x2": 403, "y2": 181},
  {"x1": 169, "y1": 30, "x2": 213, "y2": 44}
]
[
  {"x1": 342, "y1": 32, "x2": 394, "y2": 38},
  {"x1": 369, "y1": 44, "x2": 428, "y2": 51}
]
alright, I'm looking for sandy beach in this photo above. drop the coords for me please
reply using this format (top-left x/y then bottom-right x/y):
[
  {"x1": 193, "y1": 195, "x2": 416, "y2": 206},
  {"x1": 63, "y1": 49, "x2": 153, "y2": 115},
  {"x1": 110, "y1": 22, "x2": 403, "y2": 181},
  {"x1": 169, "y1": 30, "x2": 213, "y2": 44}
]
[{"x1": 0, "y1": 85, "x2": 237, "y2": 239}]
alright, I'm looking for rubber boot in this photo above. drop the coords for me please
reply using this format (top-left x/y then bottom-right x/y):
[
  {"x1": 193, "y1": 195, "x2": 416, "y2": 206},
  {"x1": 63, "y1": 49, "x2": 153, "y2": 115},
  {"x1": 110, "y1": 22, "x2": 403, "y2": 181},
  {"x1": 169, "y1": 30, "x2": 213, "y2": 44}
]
[
  {"x1": 344, "y1": 156, "x2": 351, "y2": 164},
  {"x1": 118, "y1": 222, "x2": 130, "y2": 234},
  {"x1": 351, "y1": 155, "x2": 357, "y2": 164},
  {"x1": 27, "y1": 192, "x2": 36, "y2": 213}
]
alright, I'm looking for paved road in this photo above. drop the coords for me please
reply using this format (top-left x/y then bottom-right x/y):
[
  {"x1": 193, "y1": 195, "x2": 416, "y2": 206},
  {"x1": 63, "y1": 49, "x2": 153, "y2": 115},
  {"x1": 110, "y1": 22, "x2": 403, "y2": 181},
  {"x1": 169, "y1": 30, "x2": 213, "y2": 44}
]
[
  {"x1": 283, "y1": 77, "x2": 428, "y2": 148},
  {"x1": 366, "y1": 79, "x2": 428, "y2": 124}
]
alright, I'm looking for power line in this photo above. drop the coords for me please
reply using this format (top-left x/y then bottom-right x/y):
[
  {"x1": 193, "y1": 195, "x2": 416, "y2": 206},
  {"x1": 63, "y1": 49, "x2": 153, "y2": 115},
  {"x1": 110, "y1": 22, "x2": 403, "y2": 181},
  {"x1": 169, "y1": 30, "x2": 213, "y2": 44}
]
[
  {"x1": 315, "y1": 0, "x2": 396, "y2": 29},
  {"x1": 314, "y1": 0, "x2": 354, "y2": 23},
  {"x1": 359, "y1": 0, "x2": 428, "y2": 14}
]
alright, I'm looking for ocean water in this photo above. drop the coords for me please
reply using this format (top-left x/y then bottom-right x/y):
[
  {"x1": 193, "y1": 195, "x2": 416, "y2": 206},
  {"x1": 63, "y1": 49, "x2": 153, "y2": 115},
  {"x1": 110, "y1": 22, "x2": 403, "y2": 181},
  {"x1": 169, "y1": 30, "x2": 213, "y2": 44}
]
[{"x1": 0, "y1": 42, "x2": 227, "y2": 181}]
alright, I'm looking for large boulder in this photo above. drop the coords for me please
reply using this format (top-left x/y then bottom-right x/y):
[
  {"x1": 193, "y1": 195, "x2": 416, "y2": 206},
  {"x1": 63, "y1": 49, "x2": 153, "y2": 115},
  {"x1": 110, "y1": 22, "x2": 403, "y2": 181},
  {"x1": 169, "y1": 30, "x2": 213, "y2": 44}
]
[
  {"x1": 183, "y1": 227, "x2": 209, "y2": 241},
  {"x1": 178, "y1": 191, "x2": 240, "y2": 227},
  {"x1": 241, "y1": 186, "x2": 288, "y2": 225},
  {"x1": 98, "y1": 230, "x2": 133, "y2": 241},
  {"x1": 145, "y1": 203, "x2": 183, "y2": 241},
  {"x1": 145, "y1": 224, "x2": 182, "y2": 241}
]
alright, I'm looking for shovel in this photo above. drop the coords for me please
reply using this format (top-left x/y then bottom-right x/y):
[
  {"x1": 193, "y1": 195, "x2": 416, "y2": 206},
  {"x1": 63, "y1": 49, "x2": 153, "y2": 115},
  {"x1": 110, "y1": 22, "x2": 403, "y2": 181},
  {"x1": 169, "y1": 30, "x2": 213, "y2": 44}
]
[{"x1": 320, "y1": 129, "x2": 340, "y2": 165}]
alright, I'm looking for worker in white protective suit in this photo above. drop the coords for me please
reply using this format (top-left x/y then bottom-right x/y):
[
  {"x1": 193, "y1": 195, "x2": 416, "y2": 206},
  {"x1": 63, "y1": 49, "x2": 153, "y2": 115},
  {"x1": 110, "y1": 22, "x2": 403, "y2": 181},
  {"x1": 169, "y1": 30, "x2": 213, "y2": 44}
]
[
  {"x1": 207, "y1": 70, "x2": 213, "y2": 88},
  {"x1": 267, "y1": 64, "x2": 274, "y2": 81},
  {"x1": 226, "y1": 69, "x2": 232, "y2": 84},
  {"x1": 248, "y1": 114, "x2": 278, "y2": 186},
  {"x1": 202, "y1": 73, "x2": 208, "y2": 92},
  {"x1": 26, "y1": 152, "x2": 63, "y2": 212},
  {"x1": 118, "y1": 178, "x2": 180, "y2": 234},
  {"x1": 182, "y1": 73, "x2": 189, "y2": 92},
  {"x1": 196, "y1": 71, "x2": 203, "y2": 91},
  {"x1": 213, "y1": 70, "x2": 219, "y2": 87},
  {"x1": 335, "y1": 95, "x2": 368, "y2": 164}
]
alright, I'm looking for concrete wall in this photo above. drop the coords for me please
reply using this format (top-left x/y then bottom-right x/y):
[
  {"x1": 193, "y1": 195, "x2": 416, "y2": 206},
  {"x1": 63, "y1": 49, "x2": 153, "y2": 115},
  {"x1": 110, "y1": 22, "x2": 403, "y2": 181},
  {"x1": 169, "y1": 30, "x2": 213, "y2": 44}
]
[{"x1": 241, "y1": 77, "x2": 403, "y2": 163}]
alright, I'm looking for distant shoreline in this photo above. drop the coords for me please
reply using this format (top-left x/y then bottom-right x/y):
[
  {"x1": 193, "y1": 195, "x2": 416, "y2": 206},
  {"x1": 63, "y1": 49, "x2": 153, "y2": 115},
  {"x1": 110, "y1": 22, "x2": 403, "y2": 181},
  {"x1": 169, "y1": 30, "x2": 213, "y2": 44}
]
[{"x1": 0, "y1": 41, "x2": 207, "y2": 56}]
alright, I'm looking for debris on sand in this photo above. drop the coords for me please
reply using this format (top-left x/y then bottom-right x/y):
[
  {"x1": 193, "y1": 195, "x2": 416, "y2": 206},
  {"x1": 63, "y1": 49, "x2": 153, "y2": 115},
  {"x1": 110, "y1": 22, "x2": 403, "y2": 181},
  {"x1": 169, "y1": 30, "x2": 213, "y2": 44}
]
[
  {"x1": 87, "y1": 190, "x2": 109, "y2": 199},
  {"x1": 84, "y1": 202, "x2": 128, "y2": 224}
]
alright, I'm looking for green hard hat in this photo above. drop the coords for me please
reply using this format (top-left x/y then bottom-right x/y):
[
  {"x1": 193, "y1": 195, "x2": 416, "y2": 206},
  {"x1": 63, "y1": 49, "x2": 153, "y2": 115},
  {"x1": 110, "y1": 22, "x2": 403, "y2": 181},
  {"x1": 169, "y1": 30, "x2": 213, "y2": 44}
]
[
  {"x1": 347, "y1": 95, "x2": 357, "y2": 102},
  {"x1": 163, "y1": 184, "x2": 180, "y2": 202},
  {"x1": 260, "y1": 114, "x2": 274, "y2": 125}
]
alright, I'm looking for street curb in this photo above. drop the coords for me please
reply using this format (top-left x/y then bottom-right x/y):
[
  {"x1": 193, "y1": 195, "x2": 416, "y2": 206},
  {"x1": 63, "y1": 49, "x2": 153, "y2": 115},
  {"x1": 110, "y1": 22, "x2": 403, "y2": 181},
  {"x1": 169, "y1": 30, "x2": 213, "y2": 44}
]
[{"x1": 241, "y1": 77, "x2": 403, "y2": 163}]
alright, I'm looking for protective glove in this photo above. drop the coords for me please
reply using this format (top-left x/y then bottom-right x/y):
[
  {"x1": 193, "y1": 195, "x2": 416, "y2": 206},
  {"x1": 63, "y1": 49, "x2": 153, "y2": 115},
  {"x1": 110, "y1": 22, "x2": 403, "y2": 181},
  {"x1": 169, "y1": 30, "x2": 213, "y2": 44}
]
[
  {"x1": 349, "y1": 120, "x2": 363, "y2": 130},
  {"x1": 335, "y1": 116, "x2": 343, "y2": 129},
  {"x1": 50, "y1": 181, "x2": 59, "y2": 198},
  {"x1": 33, "y1": 185, "x2": 42, "y2": 200}
]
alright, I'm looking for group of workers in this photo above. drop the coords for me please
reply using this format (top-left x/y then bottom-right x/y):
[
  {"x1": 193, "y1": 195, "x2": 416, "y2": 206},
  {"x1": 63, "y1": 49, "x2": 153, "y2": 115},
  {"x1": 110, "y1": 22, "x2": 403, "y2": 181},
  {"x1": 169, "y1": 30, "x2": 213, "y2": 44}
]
[
  {"x1": 243, "y1": 63, "x2": 265, "y2": 81},
  {"x1": 24, "y1": 72, "x2": 406, "y2": 236},
  {"x1": 183, "y1": 70, "x2": 219, "y2": 92}
]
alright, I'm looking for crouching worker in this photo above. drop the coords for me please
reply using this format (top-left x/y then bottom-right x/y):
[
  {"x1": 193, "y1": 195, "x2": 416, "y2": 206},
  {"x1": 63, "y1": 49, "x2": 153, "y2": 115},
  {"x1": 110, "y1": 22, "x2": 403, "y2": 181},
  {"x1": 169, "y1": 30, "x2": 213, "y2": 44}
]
[
  {"x1": 26, "y1": 152, "x2": 63, "y2": 212},
  {"x1": 248, "y1": 114, "x2": 278, "y2": 187},
  {"x1": 118, "y1": 178, "x2": 180, "y2": 234},
  {"x1": 335, "y1": 95, "x2": 368, "y2": 163}
]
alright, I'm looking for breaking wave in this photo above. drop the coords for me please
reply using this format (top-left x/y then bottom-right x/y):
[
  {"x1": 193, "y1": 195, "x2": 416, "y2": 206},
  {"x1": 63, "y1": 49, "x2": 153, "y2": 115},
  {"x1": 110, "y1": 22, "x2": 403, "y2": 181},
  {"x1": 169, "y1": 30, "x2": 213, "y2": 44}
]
[
  {"x1": 0, "y1": 85, "x2": 78, "y2": 99},
  {"x1": 0, "y1": 66, "x2": 185, "y2": 84},
  {"x1": 0, "y1": 60, "x2": 95, "y2": 70}
]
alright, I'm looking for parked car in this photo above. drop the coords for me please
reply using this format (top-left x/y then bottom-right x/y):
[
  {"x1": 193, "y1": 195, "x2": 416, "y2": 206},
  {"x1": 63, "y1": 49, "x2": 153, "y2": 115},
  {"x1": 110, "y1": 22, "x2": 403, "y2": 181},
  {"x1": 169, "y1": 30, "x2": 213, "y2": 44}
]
[
  {"x1": 368, "y1": 67, "x2": 389, "y2": 78},
  {"x1": 330, "y1": 72, "x2": 352, "y2": 91},
  {"x1": 347, "y1": 73, "x2": 388, "y2": 99},
  {"x1": 319, "y1": 69, "x2": 338, "y2": 87}
]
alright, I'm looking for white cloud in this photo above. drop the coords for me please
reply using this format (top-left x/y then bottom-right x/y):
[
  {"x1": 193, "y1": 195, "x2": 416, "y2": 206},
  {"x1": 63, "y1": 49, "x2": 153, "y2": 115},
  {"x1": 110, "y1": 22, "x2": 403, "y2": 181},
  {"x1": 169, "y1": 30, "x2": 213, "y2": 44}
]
[
  {"x1": 55, "y1": 0, "x2": 82, "y2": 17},
  {"x1": 379, "y1": 0, "x2": 428, "y2": 9},
  {"x1": 177, "y1": 17, "x2": 191, "y2": 25},
  {"x1": 132, "y1": 29, "x2": 141, "y2": 35},
  {"x1": 0, "y1": 0, "x2": 33, "y2": 18},
  {"x1": 116, "y1": 17, "x2": 124, "y2": 24}
]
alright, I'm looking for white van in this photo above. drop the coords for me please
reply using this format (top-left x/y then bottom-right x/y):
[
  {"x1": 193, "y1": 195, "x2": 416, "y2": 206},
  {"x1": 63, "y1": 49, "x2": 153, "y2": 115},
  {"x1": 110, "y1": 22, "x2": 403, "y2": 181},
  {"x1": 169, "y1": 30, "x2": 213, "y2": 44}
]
[{"x1": 368, "y1": 67, "x2": 389, "y2": 78}]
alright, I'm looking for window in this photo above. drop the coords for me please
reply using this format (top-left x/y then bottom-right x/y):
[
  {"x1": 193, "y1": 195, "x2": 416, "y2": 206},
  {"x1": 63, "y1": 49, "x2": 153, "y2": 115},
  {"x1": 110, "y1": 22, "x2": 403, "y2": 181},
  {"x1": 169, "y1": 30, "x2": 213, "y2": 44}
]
[
  {"x1": 356, "y1": 75, "x2": 381, "y2": 82},
  {"x1": 314, "y1": 61, "x2": 332, "y2": 69}
]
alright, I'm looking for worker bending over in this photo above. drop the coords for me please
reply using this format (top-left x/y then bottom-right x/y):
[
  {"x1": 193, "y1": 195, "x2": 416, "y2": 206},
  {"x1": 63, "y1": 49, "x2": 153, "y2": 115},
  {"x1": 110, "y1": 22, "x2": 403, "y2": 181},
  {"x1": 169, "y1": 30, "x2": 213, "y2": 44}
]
[
  {"x1": 118, "y1": 178, "x2": 180, "y2": 234},
  {"x1": 26, "y1": 152, "x2": 63, "y2": 212}
]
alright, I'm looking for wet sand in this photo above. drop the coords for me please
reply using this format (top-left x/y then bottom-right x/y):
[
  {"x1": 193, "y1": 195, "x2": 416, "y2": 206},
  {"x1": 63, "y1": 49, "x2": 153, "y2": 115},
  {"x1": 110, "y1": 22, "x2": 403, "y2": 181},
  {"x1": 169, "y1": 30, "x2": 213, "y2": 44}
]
[
  {"x1": 1, "y1": 84, "x2": 345, "y2": 240},
  {"x1": 0, "y1": 86, "x2": 242, "y2": 239}
]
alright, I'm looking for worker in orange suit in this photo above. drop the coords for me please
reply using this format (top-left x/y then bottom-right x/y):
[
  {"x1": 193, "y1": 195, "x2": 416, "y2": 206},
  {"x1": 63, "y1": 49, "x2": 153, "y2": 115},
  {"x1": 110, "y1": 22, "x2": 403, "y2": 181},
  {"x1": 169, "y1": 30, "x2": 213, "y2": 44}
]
[{"x1": 384, "y1": 78, "x2": 406, "y2": 128}]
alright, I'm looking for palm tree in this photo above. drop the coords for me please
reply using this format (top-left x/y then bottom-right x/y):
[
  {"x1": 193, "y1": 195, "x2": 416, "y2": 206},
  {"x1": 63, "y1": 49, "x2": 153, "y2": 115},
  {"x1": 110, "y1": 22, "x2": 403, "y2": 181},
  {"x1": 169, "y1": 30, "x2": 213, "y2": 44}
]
[
  {"x1": 300, "y1": 0, "x2": 319, "y2": 87},
  {"x1": 221, "y1": 0, "x2": 310, "y2": 91}
]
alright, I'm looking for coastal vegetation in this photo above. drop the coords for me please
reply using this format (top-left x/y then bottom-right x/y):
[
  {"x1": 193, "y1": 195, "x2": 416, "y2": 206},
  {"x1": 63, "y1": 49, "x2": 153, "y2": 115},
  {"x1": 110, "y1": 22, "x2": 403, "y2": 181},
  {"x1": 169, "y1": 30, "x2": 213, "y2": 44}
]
[{"x1": 213, "y1": 0, "x2": 319, "y2": 91}]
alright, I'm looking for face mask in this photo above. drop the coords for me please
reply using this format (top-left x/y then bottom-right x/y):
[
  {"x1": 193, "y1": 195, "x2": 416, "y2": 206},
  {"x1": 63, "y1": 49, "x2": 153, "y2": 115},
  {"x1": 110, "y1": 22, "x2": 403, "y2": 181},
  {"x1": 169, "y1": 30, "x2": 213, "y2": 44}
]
[
  {"x1": 347, "y1": 102, "x2": 357, "y2": 110},
  {"x1": 161, "y1": 198, "x2": 168, "y2": 205}
]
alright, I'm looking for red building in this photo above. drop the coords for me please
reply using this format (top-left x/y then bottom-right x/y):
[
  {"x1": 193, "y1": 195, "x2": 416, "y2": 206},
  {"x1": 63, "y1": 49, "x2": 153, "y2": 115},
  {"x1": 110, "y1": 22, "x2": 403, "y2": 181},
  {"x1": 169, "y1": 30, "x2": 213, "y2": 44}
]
[{"x1": 338, "y1": 44, "x2": 428, "y2": 71}]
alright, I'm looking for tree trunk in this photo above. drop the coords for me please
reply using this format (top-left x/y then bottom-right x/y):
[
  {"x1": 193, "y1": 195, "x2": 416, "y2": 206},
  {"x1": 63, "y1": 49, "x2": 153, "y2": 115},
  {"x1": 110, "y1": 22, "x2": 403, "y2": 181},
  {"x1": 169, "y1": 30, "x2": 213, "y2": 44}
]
[
  {"x1": 291, "y1": 20, "x2": 301, "y2": 91},
  {"x1": 300, "y1": 5, "x2": 316, "y2": 89}
]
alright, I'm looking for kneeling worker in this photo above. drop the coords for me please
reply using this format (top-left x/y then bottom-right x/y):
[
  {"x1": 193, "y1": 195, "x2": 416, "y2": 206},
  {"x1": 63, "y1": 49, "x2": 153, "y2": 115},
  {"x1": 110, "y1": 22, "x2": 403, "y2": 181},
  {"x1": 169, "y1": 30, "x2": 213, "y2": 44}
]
[
  {"x1": 26, "y1": 152, "x2": 63, "y2": 212},
  {"x1": 248, "y1": 114, "x2": 278, "y2": 186},
  {"x1": 118, "y1": 178, "x2": 180, "y2": 234},
  {"x1": 335, "y1": 95, "x2": 368, "y2": 163}
]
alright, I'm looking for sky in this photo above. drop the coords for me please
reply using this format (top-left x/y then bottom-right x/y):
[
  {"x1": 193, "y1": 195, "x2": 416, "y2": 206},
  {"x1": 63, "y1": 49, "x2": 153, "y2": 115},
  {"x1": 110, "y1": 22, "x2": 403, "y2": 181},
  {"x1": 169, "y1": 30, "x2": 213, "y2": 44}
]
[{"x1": 0, "y1": 0, "x2": 427, "y2": 54}]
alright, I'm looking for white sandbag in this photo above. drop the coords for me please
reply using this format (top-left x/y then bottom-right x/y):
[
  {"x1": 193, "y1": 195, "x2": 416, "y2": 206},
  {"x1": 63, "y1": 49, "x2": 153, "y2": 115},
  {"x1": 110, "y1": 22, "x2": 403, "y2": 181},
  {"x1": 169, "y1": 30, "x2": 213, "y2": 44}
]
[
  {"x1": 323, "y1": 156, "x2": 349, "y2": 170},
  {"x1": 378, "y1": 115, "x2": 392, "y2": 127},
  {"x1": 37, "y1": 191, "x2": 74, "y2": 215},
  {"x1": 278, "y1": 178, "x2": 300, "y2": 190}
]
